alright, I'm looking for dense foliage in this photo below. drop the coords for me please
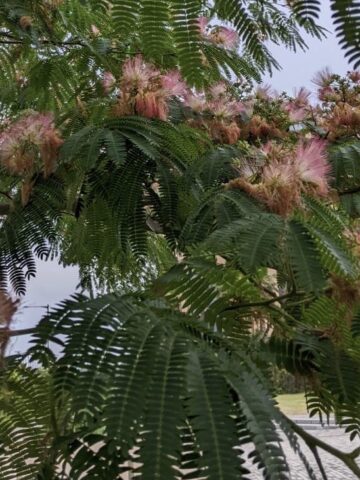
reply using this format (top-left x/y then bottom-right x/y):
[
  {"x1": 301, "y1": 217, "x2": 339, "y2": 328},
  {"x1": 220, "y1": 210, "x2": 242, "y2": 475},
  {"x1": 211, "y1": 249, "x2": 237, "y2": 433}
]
[{"x1": 0, "y1": 1, "x2": 360, "y2": 479}]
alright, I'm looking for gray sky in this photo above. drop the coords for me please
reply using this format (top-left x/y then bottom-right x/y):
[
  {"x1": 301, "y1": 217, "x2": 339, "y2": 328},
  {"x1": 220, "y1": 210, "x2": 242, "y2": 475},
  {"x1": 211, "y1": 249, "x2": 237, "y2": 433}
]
[
  {"x1": 10, "y1": 260, "x2": 78, "y2": 353},
  {"x1": 10, "y1": 0, "x2": 354, "y2": 353},
  {"x1": 263, "y1": 0, "x2": 349, "y2": 94}
]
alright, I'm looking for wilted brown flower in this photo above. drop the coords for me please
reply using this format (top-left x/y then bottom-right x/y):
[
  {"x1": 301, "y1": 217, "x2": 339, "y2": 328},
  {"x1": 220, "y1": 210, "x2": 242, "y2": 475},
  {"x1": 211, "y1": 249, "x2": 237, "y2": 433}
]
[
  {"x1": 19, "y1": 16, "x2": 33, "y2": 29},
  {"x1": 247, "y1": 115, "x2": 284, "y2": 139}
]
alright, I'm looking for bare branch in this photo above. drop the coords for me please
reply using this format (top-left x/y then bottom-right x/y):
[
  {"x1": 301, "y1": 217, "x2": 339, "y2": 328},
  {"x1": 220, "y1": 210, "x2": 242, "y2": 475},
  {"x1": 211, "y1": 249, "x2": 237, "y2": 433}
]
[
  {"x1": 2, "y1": 327, "x2": 36, "y2": 337},
  {"x1": 286, "y1": 417, "x2": 360, "y2": 478},
  {"x1": 0, "y1": 204, "x2": 10, "y2": 215},
  {"x1": 339, "y1": 185, "x2": 360, "y2": 196}
]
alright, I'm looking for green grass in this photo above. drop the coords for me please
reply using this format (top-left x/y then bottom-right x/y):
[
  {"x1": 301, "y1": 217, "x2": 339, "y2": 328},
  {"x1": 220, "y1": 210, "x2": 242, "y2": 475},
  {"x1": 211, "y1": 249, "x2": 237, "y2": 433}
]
[{"x1": 276, "y1": 393, "x2": 307, "y2": 416}]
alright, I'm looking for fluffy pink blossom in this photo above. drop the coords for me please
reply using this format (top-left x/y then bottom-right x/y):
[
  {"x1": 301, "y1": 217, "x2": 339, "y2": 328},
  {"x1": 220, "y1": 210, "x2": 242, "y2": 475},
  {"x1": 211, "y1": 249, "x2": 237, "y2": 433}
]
[
  {"x1": 284, "y1": 103, "x2": 307, "y2": 122},
  {"x1": 312, "y1": 67, "x2": 333, "y2": 87},
  {"x1": 348, "y1": 71, "x2": 360, "y2": 83},
  {"x1": 210, "y1": 26, "x2": 239, "y2": 49},
  {"x1": 209, "y1": 120, "x2": 241, "y2": 144},
  {"x1": 255, "y1": 84, "x2": 275, "y2": 100},
  {"x1": 0, "y1": 112, "x2": 63, "y2": 177},
  {"x1": 102, "y1": 71, "x2": 116, "y2": 93},
  {"x1": 261, "y1": 161, "x2": 301, "y2": 216},
  {"x1": 197, "y1": 17, "x2": 239, "y2": 49},
  {"x1": 209, "y1": 81, "x2": 228, "y2": 99},
  {"x1": 240, "y1": 100, "x2": 254, "y2": 118},
  {"x1": 121, "y1": 55, "x2": 159, "y2": 92},
  {"x1": 293, "y1": 87, "x2": 311, "y2": 107},
  {"x1": 260, "y1": 141, "x2": 287, "y2": 161},
  {"x1": 293, "y1": 139, "x2": 331, "y2": 194},
  {"x1": 229, "y1": 161, "x2": 300, "y2": 216},
  {"x1": 91, "y1": 25, "x2": 100, "y2": 36},
  {"x1": 135, "y1": 92, "x2": 168, "y2": 121},
  {"x1": 184, "y1": 92, "x2": 207, "y2": 112},
  {"x1": 116, "y1": 57, "x2": 188, "y2": 120},
  {"x1": 208, "y1": 99, "x2": 244, "y2": 119},
  {"x1": 160, "y1": 70, "x2": 187, "y2": 97},
  {"x1": 283, "y1": 87, "x2": 311, "y2": 122},
  {"x1": 261, "y1": 142, "x2": 275, "y2": 156},
  {"x1": 263, "y1": 161, "x2": 296, "y2": 186},
  {"x1": 289, "y1": 108, "x2": 306, "y2": 123},
  {"x1": 318, "y1": 86, "x2": 338, "y2": 102},
  {"x1": 197, "y1": 16, "x2": 209, "y2": 36}
]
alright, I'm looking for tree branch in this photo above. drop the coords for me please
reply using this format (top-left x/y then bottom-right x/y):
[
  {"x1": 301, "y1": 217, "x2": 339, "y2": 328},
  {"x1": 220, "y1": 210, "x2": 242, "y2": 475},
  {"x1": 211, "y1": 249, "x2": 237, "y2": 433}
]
[
  {"x1": 339, "y1": 186, "x2": 360, "y2": 196},
  {"x1": 0, "y1": 204, "x2": 10, "y2": 215},
  {"x1": 286, "y1": 417, "x2": 360, "y2": 478},
  {"x1": 223, "y1": 291, "x2": 304, "y2": 311},
  {"x1": 0, "y1": 191, "x2": 13, "y2": 201},
  {"x1": 1, "y1": 327, "x2": 36, "y2": 337}
]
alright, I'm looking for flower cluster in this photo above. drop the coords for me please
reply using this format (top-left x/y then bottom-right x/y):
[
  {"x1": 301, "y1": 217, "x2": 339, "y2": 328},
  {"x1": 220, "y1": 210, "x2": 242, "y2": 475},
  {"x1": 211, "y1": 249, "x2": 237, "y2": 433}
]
[
  {"x1": 104, "y1": 56, "x2": 247, "y2": 143},
  {"x1": 108, "y1": 56, "x2": 187, "y2": 121},
  {"x1": 245, "y1": 86, "x2": 312, "y2": 139},
  {"x1": 198, "y1": 17, "x2": 239, "y2": 50},
  {"x1": 313, "y1": 70, "x2": 360, "y2": 140},
  {"x1": 222, "y1": 71, "x2": 358, "y2": 216},
  {"x1": 282, "y1": 87, "x2": 311, "y2": 123},
  {"x1": 102, "y1": 57, "x2": 359, "y2": 218},
  {"x1": 228, "y1": 139, "x2": 331, "y2": 216},
  {"x1": 184, "y1": 81, "x2": 248, "y2": 144},
  {"x1": 0, "y1": 111, "x2": 63, "y2": 178}
]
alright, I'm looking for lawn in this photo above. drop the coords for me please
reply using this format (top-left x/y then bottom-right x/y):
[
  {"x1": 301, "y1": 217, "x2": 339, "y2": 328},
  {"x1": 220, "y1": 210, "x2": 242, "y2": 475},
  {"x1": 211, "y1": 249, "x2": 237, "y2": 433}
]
[{"x1": 276, "y1": 393, "x2": 307, "y2": 416}]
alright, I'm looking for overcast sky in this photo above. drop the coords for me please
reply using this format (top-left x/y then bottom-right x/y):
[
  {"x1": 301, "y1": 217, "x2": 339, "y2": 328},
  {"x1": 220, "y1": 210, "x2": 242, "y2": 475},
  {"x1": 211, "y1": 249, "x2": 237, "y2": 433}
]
[
  {"x1": 10, "y1": 0, "x2": 355, "y2": 353},
  {"x1": 263, "y1": 0, "x2": 349, "y2": 93}
]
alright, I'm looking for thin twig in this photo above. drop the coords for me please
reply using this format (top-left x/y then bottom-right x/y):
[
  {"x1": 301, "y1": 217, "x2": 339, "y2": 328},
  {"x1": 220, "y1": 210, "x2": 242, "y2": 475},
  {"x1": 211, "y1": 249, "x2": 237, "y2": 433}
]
[
  {"x1": 0, "y1": 191, "x2": 13, "y2": 201},
  {"x1": 223, "y1": 291, "x2": 306, "y2": 312},
  {"x1": 228, "y1": 293, "x2": 298, "y2": 311},
  {"x1": 339, "y1": 186, "x2": 360, "y2": 196},
  {"x1": 310, "y1": 445, "x2": 329, "y2": 480}
]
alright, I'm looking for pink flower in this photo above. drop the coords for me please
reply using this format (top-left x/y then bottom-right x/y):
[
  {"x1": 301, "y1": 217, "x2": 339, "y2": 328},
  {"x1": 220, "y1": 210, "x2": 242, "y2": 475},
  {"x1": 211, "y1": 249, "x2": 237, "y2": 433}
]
[
  {"x1": 348, "y1": 71, "x2": 360, "y2": 83},
  {"x1": 260, "y1": 141, "x2": 287, "y2": 161},
  {"x1": 284, "y1": 103, "x2": 307, "y2": 122},
  {"x1": 261, "y1": 161, "x2": 301, "y2": 216},
  {"x1": 116, "y1": 58, "x2": 189, "y2": 120},
  {"x1": 209, "y1": 81, "x2": 228, "y2": 99},
  {"x1": 0, "y1": 112, "x2": 62, "y2": 176},
  {"x1": 208, "y1": 99, "x2": 244, "y2": 119},
  {"x1": 135, "y1": 92, "x2": 168, "y2": 120},
  {"x1": 209, "y1": 120, "x2": 241, "y2": 144},
  {"x1": 293, "y1": 87, "x2": 311, "y2": 107},
  {"x1": 240, "y1": 100, "x2": 254, "y2": 118},
  {"x1": 210, "y1": 26, "x2": 239, "y2": 49},
  {"x1": 91, "y1": 25, "x2": 100, "y2": 36},
  {"x1": 255, "y1": 84, "x2": 274, "y2": 100},
  {"x1": 197, "y1": 16, "x2": 209, "y2": 36},
  {"x1": 184, "y1": 92, "x2": 207, "y2": 112},
  {"x1": 293, "y1": 139, "x2": 331, "y2": 194},
  {"x1": 197, "y1": 17, "x2": 239, "y2": 49},
  {"x1": 228, "y1": 161, "x2": 301, "y2": 216},
  {"x1": 160, "y1": 70, "x2": 187, "y2": 97},
  {"x1": 318, "y1": 86, "x2": 338, "y2": 102},
  {"x1": 121, "y1": 55, "x2": 159, "y2": 92},
  {"x1": 312, "y1": 67, "x2": 333, "y2": 87},
  {"x1": 263, "y1": 161, "x2": 296, "y2": 187},
  {"x1": 102, "y1": 71, "x2": 116, "y2": 93}
]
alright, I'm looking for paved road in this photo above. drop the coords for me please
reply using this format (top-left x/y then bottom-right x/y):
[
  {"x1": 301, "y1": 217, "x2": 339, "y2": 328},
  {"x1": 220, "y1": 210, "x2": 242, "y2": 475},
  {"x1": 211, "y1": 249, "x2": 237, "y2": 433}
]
[
  {"x1": 120, "y1": 426, "x2": 359, "y2": 479},
  {"x1": 243, "y1": 428, "x2": 360, "y2": 479}
]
